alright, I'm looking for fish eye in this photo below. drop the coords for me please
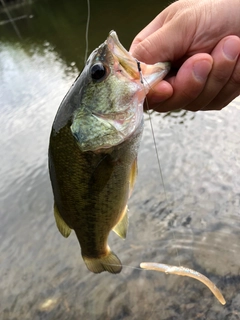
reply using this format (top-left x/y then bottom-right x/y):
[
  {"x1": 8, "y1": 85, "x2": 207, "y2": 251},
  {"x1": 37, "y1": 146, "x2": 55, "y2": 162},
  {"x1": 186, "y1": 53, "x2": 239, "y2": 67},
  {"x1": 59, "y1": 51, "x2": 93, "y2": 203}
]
[{"x1": 90, "y1": 63, "x2": 107, "y2": 82}]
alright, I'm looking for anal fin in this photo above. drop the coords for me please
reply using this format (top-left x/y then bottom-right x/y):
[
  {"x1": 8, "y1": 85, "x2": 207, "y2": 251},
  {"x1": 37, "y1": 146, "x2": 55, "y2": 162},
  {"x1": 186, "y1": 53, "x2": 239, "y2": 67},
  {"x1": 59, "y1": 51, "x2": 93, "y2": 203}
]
[
  {"x1": 113, "y1": 205, "x2": 128, "y2": 239},
  {"x1": 54, "y1": 204, "x2": 72, "y2": 238}
]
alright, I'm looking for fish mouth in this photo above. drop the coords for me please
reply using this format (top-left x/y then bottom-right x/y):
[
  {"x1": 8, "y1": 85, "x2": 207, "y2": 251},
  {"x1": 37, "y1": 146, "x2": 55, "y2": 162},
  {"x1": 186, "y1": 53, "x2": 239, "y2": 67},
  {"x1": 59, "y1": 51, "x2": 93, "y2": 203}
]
[
  {"x1": 107, "y1": 30, "x2": 171, "y2": 88},
  {"x1": 71, "y1": 31, "x2": 171, "y2": 153},
  {"x1": 106, "y1": 31, "x2": 140, "y2": 80}
]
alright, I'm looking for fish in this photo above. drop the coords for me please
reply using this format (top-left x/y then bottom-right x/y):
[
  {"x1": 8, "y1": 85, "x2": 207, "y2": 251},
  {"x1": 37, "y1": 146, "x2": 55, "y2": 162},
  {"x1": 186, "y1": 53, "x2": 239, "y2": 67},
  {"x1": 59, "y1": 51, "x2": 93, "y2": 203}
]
[{"x1": 48, "y1": 30, "x2": 170, "y2": 274}]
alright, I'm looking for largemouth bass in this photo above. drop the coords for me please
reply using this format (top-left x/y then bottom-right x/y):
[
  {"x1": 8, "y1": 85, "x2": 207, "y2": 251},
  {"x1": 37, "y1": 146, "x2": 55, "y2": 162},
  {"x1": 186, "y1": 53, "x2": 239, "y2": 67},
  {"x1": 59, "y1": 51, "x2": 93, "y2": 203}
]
[{"x1": 48, "y1": 31, "x2": 170, "y2": 274}]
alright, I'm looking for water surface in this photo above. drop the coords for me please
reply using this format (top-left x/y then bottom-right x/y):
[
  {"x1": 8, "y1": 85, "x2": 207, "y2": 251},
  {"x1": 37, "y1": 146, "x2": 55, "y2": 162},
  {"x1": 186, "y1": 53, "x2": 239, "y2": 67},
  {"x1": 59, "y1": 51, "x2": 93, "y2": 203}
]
[{"x1": 1, "y1": 0, "x2": 240, "y2": 319}]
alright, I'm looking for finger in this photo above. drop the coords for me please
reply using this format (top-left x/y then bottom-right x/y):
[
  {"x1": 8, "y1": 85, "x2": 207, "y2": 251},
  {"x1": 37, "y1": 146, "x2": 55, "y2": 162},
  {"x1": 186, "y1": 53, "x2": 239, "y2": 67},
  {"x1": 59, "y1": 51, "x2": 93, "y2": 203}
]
[
  {"x1": 130, "y1": 15, "x2": 196, "y2": 64},
  {"x1": 129, "y1": 13, "x2": 165, "y2": 53},
  {"x1": 186, "y1": 36, "x2": 240, "y2": 111},
  {"x1": 151, "y1": 54, "x2": 213, "y2": 112},
  {"x1": 203, "y1": 56, "x2": 240, "y2": 110},
  {"x1": 201, "y1": 39, "x2": 240, "y2": 110},
  {"x1": 144, "y1": 80, "x2": 173, "y2": 110}
]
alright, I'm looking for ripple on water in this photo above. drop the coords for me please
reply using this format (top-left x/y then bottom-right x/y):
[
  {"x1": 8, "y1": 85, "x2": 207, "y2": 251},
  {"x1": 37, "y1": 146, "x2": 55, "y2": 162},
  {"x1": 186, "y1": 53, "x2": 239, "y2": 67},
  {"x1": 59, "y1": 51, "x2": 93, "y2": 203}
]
[{"x1": 1, "y1": 21, "x2": 240, "y2": 318}]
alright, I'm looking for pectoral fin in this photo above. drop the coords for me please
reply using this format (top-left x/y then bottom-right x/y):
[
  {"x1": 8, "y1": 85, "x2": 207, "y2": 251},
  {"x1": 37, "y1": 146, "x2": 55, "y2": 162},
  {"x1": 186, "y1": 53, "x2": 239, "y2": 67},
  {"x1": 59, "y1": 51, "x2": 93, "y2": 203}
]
[
  {"x1": 113, "y1": 205, "x2": 128, "y2": 239},
  {"x1": 54, "y1": 204, "x2": 72, "y2": 238}
]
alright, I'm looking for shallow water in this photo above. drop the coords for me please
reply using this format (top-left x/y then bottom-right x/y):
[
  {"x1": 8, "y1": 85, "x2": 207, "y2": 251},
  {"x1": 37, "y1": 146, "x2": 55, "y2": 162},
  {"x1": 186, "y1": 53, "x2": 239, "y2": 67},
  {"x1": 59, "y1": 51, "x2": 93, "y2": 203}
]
[{"x1": 1, "y1": 0, "x2": 240, "y2": 319}]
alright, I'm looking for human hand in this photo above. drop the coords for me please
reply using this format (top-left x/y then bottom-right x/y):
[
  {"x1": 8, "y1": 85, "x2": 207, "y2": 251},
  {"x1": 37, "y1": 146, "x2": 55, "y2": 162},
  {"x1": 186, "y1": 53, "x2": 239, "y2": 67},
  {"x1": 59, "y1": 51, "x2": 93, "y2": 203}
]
[{"x1": 130, "y1": 0, "x2": 240, "y2": 112}]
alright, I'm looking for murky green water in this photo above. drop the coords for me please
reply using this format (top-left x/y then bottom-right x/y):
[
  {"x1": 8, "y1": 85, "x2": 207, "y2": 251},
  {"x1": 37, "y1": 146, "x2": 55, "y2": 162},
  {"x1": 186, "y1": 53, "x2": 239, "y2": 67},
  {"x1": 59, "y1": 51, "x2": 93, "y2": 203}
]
[{"x1": 1, "y1": 0, "x2": 240, "y2": 319}]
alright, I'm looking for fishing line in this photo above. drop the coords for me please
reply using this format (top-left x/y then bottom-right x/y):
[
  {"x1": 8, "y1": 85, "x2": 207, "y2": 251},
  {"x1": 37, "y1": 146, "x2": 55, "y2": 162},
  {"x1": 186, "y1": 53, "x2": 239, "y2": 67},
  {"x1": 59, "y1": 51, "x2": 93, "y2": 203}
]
[
  {"x1": 84, "y1": 0, "x2": 91, "y2": 63},
  {"x1": 138, "y1": 61, "x2": 180, "y2": 266},
  {"x1": 137, "y1": 61, "x2": 167, "y2": 199},
  {"x1": 145, "y1": 92, "x2": 180, "y2": 266},
  {"x1": 106, "y1": 263, "x2": 143, "y2": 271},
  {"x1": 83, "y1": 1, "x2": 179, "y2": 269},
  {"x1": 83, "y1": 4, "x2": 142, "y2": 273},
  {"x1": 0, "y1": 0, "x2": 22, "y2": 39}
]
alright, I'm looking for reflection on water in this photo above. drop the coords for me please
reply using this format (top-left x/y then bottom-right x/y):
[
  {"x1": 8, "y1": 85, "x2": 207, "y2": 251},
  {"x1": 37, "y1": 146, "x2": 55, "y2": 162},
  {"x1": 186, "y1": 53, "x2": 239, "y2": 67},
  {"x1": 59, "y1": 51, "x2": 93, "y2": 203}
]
[{"x1": 1, "y1": 0, "x2": 240, "y2": 319}]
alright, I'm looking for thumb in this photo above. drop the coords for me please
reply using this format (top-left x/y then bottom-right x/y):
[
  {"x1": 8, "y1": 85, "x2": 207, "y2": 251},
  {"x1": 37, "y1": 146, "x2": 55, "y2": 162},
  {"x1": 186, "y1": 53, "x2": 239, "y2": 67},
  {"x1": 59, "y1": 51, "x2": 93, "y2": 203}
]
[{"x1": 130, "y1": 17, "x2": 194, "y2": 64}]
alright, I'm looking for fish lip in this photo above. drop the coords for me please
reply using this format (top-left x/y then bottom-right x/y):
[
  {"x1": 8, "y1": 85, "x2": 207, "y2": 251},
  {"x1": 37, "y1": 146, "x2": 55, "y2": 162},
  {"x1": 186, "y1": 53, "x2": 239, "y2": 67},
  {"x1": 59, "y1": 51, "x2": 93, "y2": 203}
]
[
  {"x1": 107, "y1": 31, "x2": 129, "y2": 57},
  {"x1": 107, "y1": 30, "x2": 140, "y2": 80},
  {"x1": 107, "y1": 30, "x2": 171, "y2": 89}
]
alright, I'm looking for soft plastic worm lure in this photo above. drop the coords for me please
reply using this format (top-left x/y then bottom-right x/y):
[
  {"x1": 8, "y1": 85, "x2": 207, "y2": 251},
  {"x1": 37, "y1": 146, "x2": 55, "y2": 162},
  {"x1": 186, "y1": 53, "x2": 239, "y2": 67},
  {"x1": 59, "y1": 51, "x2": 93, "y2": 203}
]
[{"x1": 140, "y1": 262, "x2": 226, "y2": 305}]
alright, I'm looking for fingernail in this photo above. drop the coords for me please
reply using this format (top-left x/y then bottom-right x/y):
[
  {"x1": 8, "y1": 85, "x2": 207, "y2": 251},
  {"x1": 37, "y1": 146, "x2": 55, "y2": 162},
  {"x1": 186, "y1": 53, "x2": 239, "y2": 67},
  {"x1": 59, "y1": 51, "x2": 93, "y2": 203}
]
[
  {"x1": 223, "y1": 38, "x2": 239, "y2": 60},
  {"x1": 193, "y1": 60, "x2": 212, "y2": 82}
]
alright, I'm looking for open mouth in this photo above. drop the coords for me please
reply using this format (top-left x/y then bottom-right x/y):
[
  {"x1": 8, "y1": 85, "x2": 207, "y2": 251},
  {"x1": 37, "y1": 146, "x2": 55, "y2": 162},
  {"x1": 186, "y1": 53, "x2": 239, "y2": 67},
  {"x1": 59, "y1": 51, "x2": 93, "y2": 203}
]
[{"x1": 107, "y1": 31, "x2": 140, "y2": 81}]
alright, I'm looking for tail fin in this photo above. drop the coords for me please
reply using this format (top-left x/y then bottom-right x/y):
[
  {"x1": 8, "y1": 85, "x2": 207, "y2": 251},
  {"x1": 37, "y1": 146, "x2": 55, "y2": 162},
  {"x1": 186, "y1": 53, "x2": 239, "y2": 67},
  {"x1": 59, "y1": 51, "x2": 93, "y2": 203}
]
[{"x1": 83, "y1": 250, "x2": 122, "y2": 274}]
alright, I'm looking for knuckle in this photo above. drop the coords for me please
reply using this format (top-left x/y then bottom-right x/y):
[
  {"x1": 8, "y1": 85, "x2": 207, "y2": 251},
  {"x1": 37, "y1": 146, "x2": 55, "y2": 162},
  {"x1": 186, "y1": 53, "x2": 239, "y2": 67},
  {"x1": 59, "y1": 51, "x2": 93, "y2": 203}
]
[
  {"x1": 181, "y1": 85, "x2": 201, "y2": 101},
  {"x1": 226, "y1": 57, "x2": 240, "y2": 91},
  {"x1": 212, "y1": 103, "x2": 225, "y2": 111},
  {"x1": 132, "y1": 39, "x2": 156, "y2": 63},
  {"x1": 212, "y1": 68, "x2": 229, "y2": 84},
  {"x1": 139, "y1": 39, "x2": 157, "y2": 63},
  {"x1": 184, "y1": 98, "x2": 203, "y2": 112},
  {"x1": 185, "y1": 105, "x2": 200, "y2": 112},
  {"x1": 131, "y1": 36, "x2": 142, "y2": 48},
  {"x1": 230, "y1": 70, "x2": 240, "y2": 87},
  {"x1": 204, "y1": 92, "x2": 240, "y2": 111}
]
